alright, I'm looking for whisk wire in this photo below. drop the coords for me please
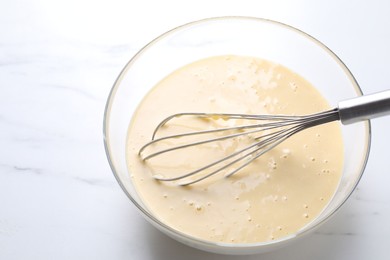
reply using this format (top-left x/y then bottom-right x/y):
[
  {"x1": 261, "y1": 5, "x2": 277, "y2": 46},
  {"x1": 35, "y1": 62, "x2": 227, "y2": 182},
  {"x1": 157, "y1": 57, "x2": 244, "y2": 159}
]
[{"x1": 139, "y1": 108, "x2": 340, "y2": 185}]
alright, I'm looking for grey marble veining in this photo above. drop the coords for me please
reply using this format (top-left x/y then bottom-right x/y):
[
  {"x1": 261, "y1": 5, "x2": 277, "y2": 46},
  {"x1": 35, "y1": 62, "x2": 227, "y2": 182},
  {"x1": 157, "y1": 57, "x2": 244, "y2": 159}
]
[{"x1": 1, "y1": 1, "x2": 390, "y2": 259}]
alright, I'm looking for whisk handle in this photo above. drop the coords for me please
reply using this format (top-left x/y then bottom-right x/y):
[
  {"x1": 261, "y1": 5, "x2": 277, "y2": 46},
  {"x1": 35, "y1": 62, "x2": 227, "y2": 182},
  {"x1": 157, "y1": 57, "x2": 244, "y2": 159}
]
[{"x1": 338, "y1": 90, "x2": 390, "y2": 125}]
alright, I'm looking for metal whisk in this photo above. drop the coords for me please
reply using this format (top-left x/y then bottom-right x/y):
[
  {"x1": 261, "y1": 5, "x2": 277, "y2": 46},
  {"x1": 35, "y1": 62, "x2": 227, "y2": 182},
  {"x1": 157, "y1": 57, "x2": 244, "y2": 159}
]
[{"x1": 139, "y1": 90, "x2": 390, "y2": 185}]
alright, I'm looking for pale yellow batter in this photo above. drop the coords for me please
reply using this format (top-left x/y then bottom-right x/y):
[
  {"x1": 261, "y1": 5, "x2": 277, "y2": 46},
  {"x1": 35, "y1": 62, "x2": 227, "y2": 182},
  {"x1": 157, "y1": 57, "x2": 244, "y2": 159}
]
[{"x1": 126, "y1": 55, "x2": 344, "y2": 243}]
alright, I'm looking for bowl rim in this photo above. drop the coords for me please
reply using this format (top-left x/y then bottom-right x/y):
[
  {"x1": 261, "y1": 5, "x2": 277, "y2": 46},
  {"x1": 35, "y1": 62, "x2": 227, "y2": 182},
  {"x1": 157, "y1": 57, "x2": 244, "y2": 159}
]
[{"x1": 103, "y1": 16, "x2": 372, "y2": 250}]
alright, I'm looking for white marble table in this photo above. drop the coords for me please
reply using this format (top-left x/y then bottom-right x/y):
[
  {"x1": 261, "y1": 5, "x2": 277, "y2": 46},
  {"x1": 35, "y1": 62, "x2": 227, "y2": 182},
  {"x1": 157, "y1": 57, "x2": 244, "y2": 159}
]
[{"x1": 1, "y1": 1, "x2": 390, "y2": 259}]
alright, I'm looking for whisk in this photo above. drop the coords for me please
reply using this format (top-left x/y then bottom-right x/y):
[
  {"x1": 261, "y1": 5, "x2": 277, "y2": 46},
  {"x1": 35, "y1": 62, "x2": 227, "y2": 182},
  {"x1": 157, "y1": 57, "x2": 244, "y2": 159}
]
[{"x1": 139, "y1": 90, "x2": 390, "y2": 185}]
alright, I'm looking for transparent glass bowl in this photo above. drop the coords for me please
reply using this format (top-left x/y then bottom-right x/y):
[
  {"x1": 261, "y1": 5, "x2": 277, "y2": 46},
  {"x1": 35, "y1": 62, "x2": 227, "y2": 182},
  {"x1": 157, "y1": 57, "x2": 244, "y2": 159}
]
[{"x1": 103, "y1": 17, "x2": 371, "y2": 255}]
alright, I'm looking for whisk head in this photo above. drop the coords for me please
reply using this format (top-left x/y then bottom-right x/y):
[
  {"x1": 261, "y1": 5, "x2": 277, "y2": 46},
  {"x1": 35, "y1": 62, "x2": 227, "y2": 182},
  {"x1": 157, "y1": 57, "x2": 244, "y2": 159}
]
[{"x1": 138, "y1": 109, "x2": 340, "y2": 185}]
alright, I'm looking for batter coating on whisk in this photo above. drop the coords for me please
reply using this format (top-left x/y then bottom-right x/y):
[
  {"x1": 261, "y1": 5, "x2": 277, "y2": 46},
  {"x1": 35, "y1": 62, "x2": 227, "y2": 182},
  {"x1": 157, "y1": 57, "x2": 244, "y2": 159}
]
[{"x1": 126, "y1": 55, "x2": 344, "y2": 243}]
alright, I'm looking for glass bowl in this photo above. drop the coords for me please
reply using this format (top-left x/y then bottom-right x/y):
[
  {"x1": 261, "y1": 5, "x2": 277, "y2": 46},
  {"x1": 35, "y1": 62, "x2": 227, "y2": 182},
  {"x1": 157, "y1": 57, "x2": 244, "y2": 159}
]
[{"x1": 103, "y1": 17, "x2": 371, "y2": 255}]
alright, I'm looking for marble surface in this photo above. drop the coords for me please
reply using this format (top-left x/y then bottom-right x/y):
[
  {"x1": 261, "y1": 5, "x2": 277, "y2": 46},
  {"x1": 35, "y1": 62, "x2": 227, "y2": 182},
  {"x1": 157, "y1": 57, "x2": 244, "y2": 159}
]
[{"x1": 1, "y1": 0, "x2": 390, "y2": 259}]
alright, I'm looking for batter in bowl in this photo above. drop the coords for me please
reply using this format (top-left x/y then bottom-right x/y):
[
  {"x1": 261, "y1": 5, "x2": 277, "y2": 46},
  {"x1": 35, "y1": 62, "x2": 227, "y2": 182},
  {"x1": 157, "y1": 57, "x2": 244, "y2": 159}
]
[{"x1": 126, "y1": 55, "x2": 343, "y2": 243}]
